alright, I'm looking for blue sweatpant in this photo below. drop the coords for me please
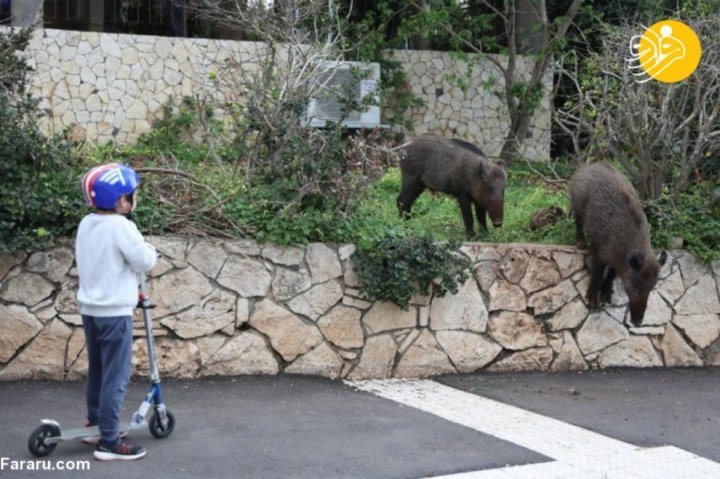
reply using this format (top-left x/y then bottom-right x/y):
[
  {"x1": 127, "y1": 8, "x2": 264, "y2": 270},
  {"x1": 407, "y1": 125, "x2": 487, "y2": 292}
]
[{"x1": 82, "y1": 315, "x2": 133, "y2": 447}]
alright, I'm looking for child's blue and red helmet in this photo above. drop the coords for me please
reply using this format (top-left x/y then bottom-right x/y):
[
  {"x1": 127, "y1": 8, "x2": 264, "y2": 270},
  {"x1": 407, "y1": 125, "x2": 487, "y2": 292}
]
[{"x1": 82, "y1": 163, "x2": 139, "y2": 210}]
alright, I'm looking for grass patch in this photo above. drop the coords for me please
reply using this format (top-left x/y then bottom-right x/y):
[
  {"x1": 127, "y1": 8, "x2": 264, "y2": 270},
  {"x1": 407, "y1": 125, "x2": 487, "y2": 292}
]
[{"x1": 348, "y1": 164, "x2": 575, "y2": 249}]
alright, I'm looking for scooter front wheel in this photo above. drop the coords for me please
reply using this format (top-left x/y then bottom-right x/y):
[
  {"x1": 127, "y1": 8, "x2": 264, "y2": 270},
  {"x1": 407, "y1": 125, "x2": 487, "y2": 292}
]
[
  {"x1": 149, "y1": 408, "x2": 175, "y2": 439},
  {"x1": 28, "y1": 424, "x2": 60, "y2": 457}
]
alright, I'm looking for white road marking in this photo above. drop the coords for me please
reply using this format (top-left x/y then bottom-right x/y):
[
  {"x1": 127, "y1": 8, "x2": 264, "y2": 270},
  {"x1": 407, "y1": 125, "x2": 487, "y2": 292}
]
[
  {"x1": 348, "y1": 379, "x2": 636, "y2": 462},
  {"x1": 347, "y1": 379, "x2": 720, "y2": 478},
  {"x1": 429, "y1": 448, "x2": 720, "y2": 479},
  {"x1": 428, "y1": 460, "x2": 593, "y2": 478}
]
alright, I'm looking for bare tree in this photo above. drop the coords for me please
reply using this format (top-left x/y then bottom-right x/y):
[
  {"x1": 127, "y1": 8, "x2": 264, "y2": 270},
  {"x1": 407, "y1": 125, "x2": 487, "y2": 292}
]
[
  {"x1": 408, "y1": 0, "x2": 583, "y2": 164},
  {"x1": 193, "y1": 1, "x2": 348, "y2": 176},
  {"x1": 556, "y1": 17, "x2": 720, "y2": 201},
  {"x1": 188, "y1": 0, "x2": 393, "y2": 215}
]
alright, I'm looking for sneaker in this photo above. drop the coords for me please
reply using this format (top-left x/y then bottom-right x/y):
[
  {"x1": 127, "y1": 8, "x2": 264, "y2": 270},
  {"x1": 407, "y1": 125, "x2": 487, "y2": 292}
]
[
  {"x1": 94, "y1": 441, "x2": 146, "y2": 461},
  {"x1": 81, "y1": 422, "x2": 128, "y2": 445}
]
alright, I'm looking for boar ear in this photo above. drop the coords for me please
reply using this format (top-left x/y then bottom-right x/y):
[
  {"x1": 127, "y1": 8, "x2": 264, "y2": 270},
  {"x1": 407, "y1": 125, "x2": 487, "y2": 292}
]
[
  {"x1": 629, "y1": 254, "x2": 644, "y2": 271},
  {"x1": 658, "y1": 250, "x2": 668, "y2": 266},
  {"x1": 497, "y1": 160, "x2": 507, "y2": 171}
]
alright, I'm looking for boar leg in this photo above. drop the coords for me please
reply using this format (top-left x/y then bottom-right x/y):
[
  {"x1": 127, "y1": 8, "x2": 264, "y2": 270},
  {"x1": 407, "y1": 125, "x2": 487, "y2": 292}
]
[
  {"x1": 397, "y1": 181, "x2": 426, "y2": 218},
  {"x1": 586, "y1": 252, "x2": 605, "y2": 309},
  {"x1": 457, "y1": 196, "x2": 476, "y2": 238},
  {"x1": 599, "y1": 267, "x2": 616, "y2": 304},
  {"x1": 574, "y1": 213, "x2": 587, "y2": 249},
  {"x1": 473, "y1": 202, "x2": 488, "y2": 234}
]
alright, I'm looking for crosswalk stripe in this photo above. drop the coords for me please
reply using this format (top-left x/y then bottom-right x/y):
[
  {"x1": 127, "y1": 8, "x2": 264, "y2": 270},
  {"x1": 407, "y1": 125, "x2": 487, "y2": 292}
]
[
  {"x1": 429, "y1": 448, "x2": 720, "y2": 479},
  {"x1": 346, "y1": 379, "x2": 720, "y2": 478}
]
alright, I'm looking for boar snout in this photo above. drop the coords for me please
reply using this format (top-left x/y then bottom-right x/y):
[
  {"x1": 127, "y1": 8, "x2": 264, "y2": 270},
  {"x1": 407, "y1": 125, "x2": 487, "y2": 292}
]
[
  {"x1": 628, "y1": 296, "x2": 648, "y2": 327},
  {"x1": 489, "y1": 202, "x2": 504, "y2": 228}
]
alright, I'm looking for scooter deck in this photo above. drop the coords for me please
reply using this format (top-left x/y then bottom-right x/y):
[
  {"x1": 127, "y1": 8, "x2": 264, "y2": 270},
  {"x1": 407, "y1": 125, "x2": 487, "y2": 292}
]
[{"x1": 43, "y1": 424, "x2": 138, "y2": 445}]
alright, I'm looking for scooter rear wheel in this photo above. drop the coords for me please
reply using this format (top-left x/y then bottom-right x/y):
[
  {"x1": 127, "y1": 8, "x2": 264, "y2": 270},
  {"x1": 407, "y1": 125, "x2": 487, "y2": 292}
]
[
  {"x1": 149, "y1": 408, "x2": 175, "y2": 439},
  {"x1": 28, "y1": 424, "x2": 60, "y2": 457}
]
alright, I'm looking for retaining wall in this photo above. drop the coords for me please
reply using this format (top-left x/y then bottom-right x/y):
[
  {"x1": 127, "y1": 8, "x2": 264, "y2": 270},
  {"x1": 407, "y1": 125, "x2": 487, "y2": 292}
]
[{"x1": 1, "y1": 238, "x2": 719, "y2": 381}]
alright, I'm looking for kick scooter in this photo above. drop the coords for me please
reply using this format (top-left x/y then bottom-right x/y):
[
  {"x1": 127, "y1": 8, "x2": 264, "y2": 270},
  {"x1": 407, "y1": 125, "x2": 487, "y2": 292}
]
[{"x1": 27, "y1": 272, "x2": 175, "y2": 457}]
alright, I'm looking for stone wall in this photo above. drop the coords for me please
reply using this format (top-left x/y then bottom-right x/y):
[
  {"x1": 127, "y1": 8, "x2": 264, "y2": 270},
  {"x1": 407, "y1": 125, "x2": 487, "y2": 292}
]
[
  {"x1": 2, "y1": 239, "x2": 719, "y2": 381},
  {"x1": 390, "y1": 50, "x2": 551, "y2": 161},
  {"x1": 8, "y1": 27, "x2": 550, "y2": 161}
]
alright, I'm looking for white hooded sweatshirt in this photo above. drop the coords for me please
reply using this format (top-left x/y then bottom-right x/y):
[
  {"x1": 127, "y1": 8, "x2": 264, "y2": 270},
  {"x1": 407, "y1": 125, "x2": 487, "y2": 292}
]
[{"x1": 75, "y1": 213, "x2": 157, "y2": 317}]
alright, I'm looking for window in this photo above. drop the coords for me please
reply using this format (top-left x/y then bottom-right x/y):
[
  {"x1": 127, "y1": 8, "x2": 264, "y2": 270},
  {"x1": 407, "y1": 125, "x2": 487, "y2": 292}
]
[
  {"x1": 38, "y1": 0, "x2": 251, "y2": 40},
  {"x1": 103, "y1": 0, "x2": 180, "y2": 36},
  {"x1": 1, "y1": 0, "x2": 12, "y2": 25},
  {"x1": 43, "y1": 0, "x2": 90, "y2": 30}
]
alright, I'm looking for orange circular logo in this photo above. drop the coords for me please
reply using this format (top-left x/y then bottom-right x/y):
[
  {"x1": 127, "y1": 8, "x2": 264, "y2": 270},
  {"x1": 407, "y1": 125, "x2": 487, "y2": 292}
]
[{"x1": 629, "y1": 20, "x2": 702, "y2": 83}]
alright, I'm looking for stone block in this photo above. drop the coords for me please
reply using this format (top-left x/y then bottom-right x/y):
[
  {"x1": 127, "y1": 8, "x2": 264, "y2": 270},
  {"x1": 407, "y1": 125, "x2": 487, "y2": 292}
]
[
  {"x1": 642, "y1": 291, "x2": 673, "y2": 326},
  {"x1": 673, "y1": 314, "x2": 720, "y2": 349},
  {"x1": 262, "y1": 244, "x2": 304, "y2": 266},
  {"x1": 675, "y1": 274, "x2": 720, "y2": 315},
  {"x1": 661, "y1": 324, "x2": 703, "y2": 367},
  {"x1": 553, "y1": 251, "x2": 585, "y2": 277},
  {"x1": 217, "y1": 256, "x2": 272, "y2": 298},
  {"x1": 151, "y1": 267, "x2": 214, "y2": 318},
  {"x1": 348, "y1": 334, "x2": 397, "y2": 380},
  {"x1": 500, "y1": 248, "x2": 529, "y2": 284},
  {"x1": 577, "y1": 312, "x2": 629, "y2": 355},
  {"x1": 487, "y1": 312, "x2": 547, "y2": 350},
  {"x1": 548, "y1": 299, "x2": 588, "y2": 332},
  {"x1": 0, "y1": 319, "x2": 72, "y2": 380},
  {"x1": 488, "y1": 281, "x2": 526, "y2": 312},
  {"x1": 286, "y1": 343, "x2": 344, "y2": 379},
  {"x1": 286, "y1": 280, "x2": 344, "y2": 321},
  {"x1": 430, "y1": 279, "x2": 488, "y2": 333},
  {"x1": 147, "y1": 236, "x2": 188, "y2": 260},
  {"x1": 0, "y1": 272, "x2": 55, "y2": 307},
  {"x1": 363, "y1": 302, "x2": 416, "y2": 334},
  {"x1": 487, "y1": 347, "x2": 554, "y2": 373},
  {"x1": 134, "y1": 336, "x2": 200, "y2": 378},
  {"x1": 249, "y1": 300, "x2": 323, "y2": 361},
  {"x1": 550, "y1": 331, "x2": 588, "y2": 371},
  {"x1": 187, "y1": 240, "x2": 227, "y2": 279},
  {"x1": 0, "y1": 304, "x2": 44, "y2": 363},
  {"x1": 0, "y1": 252, "x2": 26, "y2": 281},
  {"x1": 317, "y1": 305, "x2": 364, "y2": 350},
  {"x1": 306, "y1": 243, "x2": 342, "y2": 284},
  {"x1": 395, "y1": 330, "x2": 456, "y2": 378},
  {"x1": 528, "y1": 280, "x2": 578, "y2": 316},
  {"x1": 435, "y1": 331, "x2": 502, "y2": 373},
  {"x1": 272, "y1": 267, "x2": 312, "y2": 302},
  {"x1": 520, "y1": 257, "x2": 560, "y2": 293},
  {"x1": 656, "y1": 269, "x2": 685, "y2": 306},
  {"x1": 597, "y1": 336, "x2": 663, "y2": 368},
  {"x1": 161, "y1": 289, "x2": 236, "y2": 339}
]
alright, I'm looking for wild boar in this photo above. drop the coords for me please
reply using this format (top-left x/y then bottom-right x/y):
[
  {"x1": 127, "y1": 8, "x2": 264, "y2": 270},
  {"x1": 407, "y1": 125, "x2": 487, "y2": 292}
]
[
  {"x1": 569, "y1": 162, "x2": 667, "y2": 326},
  {"x1": 397, "y1": 134, "x2": 507, "y2": 238},
  {"x1": 529, "y1": 205, "x2": 566, "y2": 231}
]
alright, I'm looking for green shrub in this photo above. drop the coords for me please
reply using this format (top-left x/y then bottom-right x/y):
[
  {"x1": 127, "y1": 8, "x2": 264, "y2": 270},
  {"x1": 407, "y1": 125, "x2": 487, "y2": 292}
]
[
  {"x1": 0, "y1": 28, "x2": 85, "y2": 253},
  {"x1": 223, "y1": 183, "x2": 353, "y2": 245},
  {"x1": 648, "y1": 184, "x2": 720, "y2": 263},
  {"x1": 137, "y1": 96, "x2": 221, "y2": 164},
  {"x1": 352, "y1": 235, "x2": 473, "y2": 309}
]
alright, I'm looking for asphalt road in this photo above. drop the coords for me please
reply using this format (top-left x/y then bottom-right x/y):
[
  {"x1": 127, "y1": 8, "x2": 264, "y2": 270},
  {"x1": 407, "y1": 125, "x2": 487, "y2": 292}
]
[
  {"x1": 0, "y1": 368, "x2": 718, "y2": 478},
  {"x1": 439, "y1": 367, "x2": 720, "y2": 464}
]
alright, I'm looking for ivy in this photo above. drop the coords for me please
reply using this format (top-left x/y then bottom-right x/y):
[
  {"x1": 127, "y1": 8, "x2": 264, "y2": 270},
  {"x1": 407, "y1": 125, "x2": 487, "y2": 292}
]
[{"x1": 352, "y1": 235, "x2": 473, "y2": 310}]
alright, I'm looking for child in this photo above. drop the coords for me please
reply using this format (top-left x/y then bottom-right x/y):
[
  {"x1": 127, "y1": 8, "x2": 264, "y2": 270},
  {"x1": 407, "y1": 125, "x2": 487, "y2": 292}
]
[{"x1": 75, "y1": 163, "x2": 157, "y2": 461}]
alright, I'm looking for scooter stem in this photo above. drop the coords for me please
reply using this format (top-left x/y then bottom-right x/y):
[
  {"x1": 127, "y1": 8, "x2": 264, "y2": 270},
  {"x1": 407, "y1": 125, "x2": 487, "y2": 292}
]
[{"x1": 138, "y1": 272, "x2": 161, "y2": 384}]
